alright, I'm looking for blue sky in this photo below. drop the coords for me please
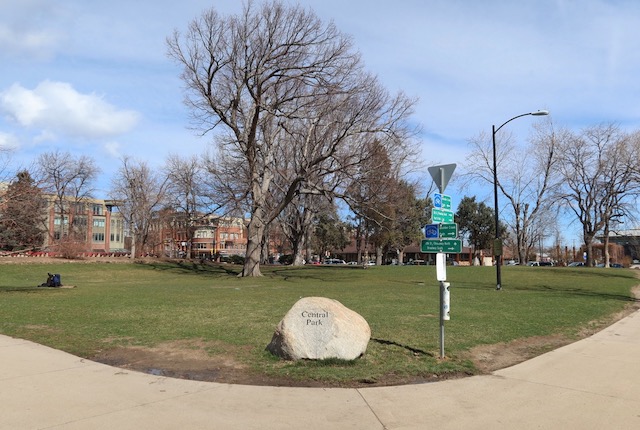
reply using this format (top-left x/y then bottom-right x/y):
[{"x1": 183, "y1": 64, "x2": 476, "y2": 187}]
[{"x1": 2, "y1": 0, "x2": 640, "y2": 243}]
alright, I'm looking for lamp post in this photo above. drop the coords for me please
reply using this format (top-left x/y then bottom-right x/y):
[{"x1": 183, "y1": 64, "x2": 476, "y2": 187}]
[{"x1": 493, "y1": 110, "x2": 549, "y2": 290}]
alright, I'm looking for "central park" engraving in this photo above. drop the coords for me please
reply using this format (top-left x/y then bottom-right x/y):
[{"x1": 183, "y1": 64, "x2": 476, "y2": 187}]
[{"x1": 301, "y1": 310, "x2": 329, "y2": 326}]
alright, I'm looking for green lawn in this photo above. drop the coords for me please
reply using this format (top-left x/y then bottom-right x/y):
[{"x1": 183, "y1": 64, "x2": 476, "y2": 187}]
[{"x1": 0, "y1": 260, "x2": 637, "y2": 385}]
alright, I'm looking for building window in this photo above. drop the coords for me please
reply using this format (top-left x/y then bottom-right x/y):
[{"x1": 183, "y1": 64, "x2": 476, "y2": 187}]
[
  {"x1": 93, "y1": 233, "x2": 105, "y2": 242},
  {"x1": 93, "y1": 204, "x2": 103, "y2": 216},
  {"x1": 93, "y1": 219, "x2": 105, "y2": 228},
  {"x1": 54, "y1": 216, "x2": 69, "y2": 226},
  {"x1": 73, "y1": 216, "x2": 87, "y2": 227}
]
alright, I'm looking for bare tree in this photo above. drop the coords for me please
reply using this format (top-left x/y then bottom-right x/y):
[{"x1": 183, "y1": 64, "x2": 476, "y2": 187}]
[
  {"x1": 464, "y1": 120, "x2": 560, "y2": 265},
  {"x1": 168, "y1": 1, "x2": 417, "y2": 276},
  {"x1": 35, "y1": 150, "x2": 99, "y2": 247},
  {"x1": 556, "y1": 124, "x2": 640, "y2": 266},
  {"x1": 110, "y1": 157, "x2": 168, "y2": 258},
  {"x1": 164, "y1": 154, "x2": 223, "y2": 257},
  {"x1": 595, "y1": 129, "x2": 640, "y2": 266},
  {"x1": 276, "y1": 193, "x2": 324, "y2": 265}
]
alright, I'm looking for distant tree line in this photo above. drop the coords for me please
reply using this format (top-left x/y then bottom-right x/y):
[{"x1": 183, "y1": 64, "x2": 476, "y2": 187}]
[{"x1": 465, "y1": 121, "x2": 640, "y2": 267}]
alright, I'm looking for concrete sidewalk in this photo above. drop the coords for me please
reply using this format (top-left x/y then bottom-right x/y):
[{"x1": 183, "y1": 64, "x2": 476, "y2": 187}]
[{"x1": 2, "y1": 310, "x2": 640, "y2": 430}]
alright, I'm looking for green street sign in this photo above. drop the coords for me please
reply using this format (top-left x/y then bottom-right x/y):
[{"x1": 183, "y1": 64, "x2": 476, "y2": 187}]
[
  {"x1": 421, "y1": 239, "x2": 462, "y2": 254},
  {"x1": 441, "y1": 194, "x2": 452, "y2": 210},
  {"x1": 439, "y1": 223, "x2": 458, "y2": 238},
  {"x1": 431, "y1": 208, "x2": 454, "y2": 223}
]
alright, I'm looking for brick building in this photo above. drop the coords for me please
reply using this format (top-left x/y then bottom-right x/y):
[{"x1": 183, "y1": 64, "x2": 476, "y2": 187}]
[{"x1": 42, "y1": 196, "x2": 126, "y2": 254}]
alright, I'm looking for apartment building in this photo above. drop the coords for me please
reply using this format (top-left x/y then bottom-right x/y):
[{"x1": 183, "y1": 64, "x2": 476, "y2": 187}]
[
  {"x1": 42, "y1": 196, "x2": 126, "y2": 254},
  {"x1": 152, "y1": 213, "x2": 249, "y2": 259}
]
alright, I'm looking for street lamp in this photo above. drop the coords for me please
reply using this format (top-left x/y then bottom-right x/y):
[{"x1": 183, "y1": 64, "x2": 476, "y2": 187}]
[{"x1": 493, "y1": 110, "x2": 549, "y2": 290}]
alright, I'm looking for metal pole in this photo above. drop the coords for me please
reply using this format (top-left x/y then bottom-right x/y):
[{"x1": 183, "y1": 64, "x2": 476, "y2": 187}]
[
  {"x1": 493, "y1": 125, "x2": 502, "y2": 290},
  {"x1": 439, "y1": 280, "x2": 445, "y2": 358}
]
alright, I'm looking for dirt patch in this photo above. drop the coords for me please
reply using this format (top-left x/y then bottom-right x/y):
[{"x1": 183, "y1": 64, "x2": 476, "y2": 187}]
[
  {"x1": 92, "y1": 339, "x2": 306, "y2": 387},
  {"x1": 92, "y1": 340, "x2": 462, "y2": 388},
  {"x1": 465, "y1": 334, "x2": 571, "y2": 373}
]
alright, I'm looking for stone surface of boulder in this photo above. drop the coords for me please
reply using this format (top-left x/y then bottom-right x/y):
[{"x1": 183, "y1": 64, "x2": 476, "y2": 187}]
[{"x1": 266, "y1": 297, "x2": 371, "y2": 360}]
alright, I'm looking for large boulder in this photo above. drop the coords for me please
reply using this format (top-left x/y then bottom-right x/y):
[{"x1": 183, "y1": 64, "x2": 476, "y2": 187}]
[{"x1": 266, "y1": 297, "x2": 371, "y2": 360}]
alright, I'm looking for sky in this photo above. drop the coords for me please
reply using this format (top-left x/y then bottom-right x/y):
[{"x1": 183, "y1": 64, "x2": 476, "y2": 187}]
[{"x1": 1, "y1": 0, "x2": 640, "y2": 244}]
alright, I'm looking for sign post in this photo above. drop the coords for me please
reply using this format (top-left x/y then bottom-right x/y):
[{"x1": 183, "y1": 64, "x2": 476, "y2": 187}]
[{"x1": 425, "y1": 164, "x2": 457, "y2": 359}]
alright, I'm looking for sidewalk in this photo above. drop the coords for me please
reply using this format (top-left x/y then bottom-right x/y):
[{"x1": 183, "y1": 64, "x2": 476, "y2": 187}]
[{"x1": 2, "y1": 309, "x2": 640, "y2": 430}]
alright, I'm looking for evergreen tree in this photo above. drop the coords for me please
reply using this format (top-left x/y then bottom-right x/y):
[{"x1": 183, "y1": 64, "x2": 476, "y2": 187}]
[
  {"x1": 455, "y1": 196, "x2": 505, "y2": 258},
  {"x1": 0, "y1": 171, "x2": 46, "y2": 251}
]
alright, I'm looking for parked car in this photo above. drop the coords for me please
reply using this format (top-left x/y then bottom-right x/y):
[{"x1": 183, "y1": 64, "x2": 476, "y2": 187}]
[
  {"x1": 324, "y1": 258, "x2": 346, "y2": 265},
  {"x1": 596, "y1": 263, "x2": 624, "y2": 268},
  {"x1": 407, "y1": 259, "x2": 426, "y2": 265},
  {"x1": 567, "y1": 262, "x2": 585, "y2": 267}
]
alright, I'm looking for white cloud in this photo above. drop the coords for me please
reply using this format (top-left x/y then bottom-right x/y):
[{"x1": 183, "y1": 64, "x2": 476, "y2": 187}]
[
  {"x1": 0, "y1": 131, "x2": 18, "y2": 150},
  {"x1": 104, "y1": 141, "x2": 122, "y2": 159},
  {"x1": 0, "y1": 80, "x2": 140, "y2": 140}
]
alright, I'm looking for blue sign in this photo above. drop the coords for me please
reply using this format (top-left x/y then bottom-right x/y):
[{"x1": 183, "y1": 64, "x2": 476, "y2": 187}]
[
  {"x1": 434, "y1": 193, "x2": 442, "y2": 208},
  {"x1": 425, "y1": 224, "x2": 439, "y2": 239}
]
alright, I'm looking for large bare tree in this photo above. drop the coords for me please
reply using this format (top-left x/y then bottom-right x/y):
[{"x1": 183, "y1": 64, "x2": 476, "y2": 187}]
[
  {"x1": 110, "y1": 157, "x2": 168, "y2": 258},
  {"x1": 556, "y1": 124, "x2": 640, "y2": 266},
  {"x1": 168, "y1": 1, "x2": 416, "y2": 276}
]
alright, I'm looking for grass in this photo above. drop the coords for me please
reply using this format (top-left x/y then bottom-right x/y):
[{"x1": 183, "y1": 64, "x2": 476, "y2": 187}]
[{"x1": 0, "y1": 260, "x2": 638, "y2": 385}]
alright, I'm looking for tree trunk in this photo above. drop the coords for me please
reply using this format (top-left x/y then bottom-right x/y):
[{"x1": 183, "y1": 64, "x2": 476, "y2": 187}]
[
  {"x1": 585, "y1": 236, "x2": 595, "y2": 267},
  {"x1": 603, "y1": 224, "x2": 611, "y2": 267},
  {"x1": 376, "y1": 245, "x2": 383, "y2": 265},
  {"x1": 292, "y1": 229, "x2": 306, "y2": 265},
  {"x1": 242, "y1": 215, "x2": 265, "y2": 277}
]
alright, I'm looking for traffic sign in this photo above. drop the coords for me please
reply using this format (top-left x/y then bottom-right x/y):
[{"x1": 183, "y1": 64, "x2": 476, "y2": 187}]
[
  {"x1": 434, "y1": 193, "x2": 452, "y2": 210},
  {"x1": 431, "y1": 208, "x2": 454, "y2": 223},
  {"x1": 421, "y1": 239, "x2": 462, "y2": 253},
  {"x1": 424, "y1": 223, "x2": 457, "y2": 239},
  {"x1": 438, "y1": 223, "x2": 458, "y2": 238},
  {"x1": 425, "y1": 224, "x2": 439, "y2": 239},
  {"x1": 428, "y1": 164, "x2": 456, "y2": 193}
]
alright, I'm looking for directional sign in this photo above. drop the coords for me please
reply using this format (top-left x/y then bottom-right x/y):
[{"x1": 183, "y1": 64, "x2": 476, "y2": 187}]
[
  {"x1": 431, "y1": 208, "x2": 454, "y2": 223},
  {"x1": 421, "y1": 239, "x2": 462, "y2": 254},
  {"x1": 424, "y1": 224, "x2": 439, "y2": 239},
  {"x1": 438, "y1": 223, "x2": 458, "y2": 238},
  {"x1": 433, "y1": 193, "x2": 452, "y2": 210}
]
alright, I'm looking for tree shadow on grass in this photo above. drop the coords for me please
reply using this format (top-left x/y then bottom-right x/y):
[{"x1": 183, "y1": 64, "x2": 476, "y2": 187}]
[
  {"x1": 0, "y1": 286, "x2": 67, "y2": 294},
  {"x1": 141, "y1": 260, "x2": 241, "y2": 276},
  {"x1": 269, "y1": 265, "x2": 366, "y2": 282},
  {"x1": 456, "y1": 276, "x2": 639, "y2": 304}
]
